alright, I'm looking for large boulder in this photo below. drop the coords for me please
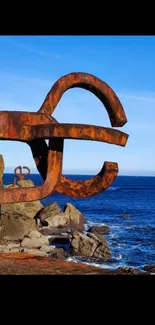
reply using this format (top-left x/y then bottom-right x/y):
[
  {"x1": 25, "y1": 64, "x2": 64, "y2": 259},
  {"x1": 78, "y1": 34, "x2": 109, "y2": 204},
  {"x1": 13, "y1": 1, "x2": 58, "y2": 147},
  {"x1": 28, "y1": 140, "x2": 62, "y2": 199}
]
[
  {"x1": 21, "y1": 236, "x2": 49, "y2": 248},
  {"x1": 38, "y1": 202, "x2": 63, "y2": 220},
  {"x1": 1, "y1": 179, "x2": 43, "y2": 218},
  {"x1": 0, "y1": 154, "x2": 4, "y2": 188},
  {"x1": 71, "y1": 231, "x2": 112, "y2": 260},
  {"x1": 0, "y1": 213, "x2": 36, "y2": 241},
  {"x1": 63, "y1": 203, "x2": 87, "y2": 231},
  {"x1": 37, "y1": 202, "x2": 87, "y2": 231}
]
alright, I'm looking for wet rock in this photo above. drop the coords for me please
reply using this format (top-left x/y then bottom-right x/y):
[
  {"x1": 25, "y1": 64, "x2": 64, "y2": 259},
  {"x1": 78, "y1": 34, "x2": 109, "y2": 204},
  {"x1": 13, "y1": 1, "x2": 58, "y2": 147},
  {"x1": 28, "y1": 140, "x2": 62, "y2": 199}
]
[
  {"x1": 0, "y1": 154, "x2": 4, "y2": 188},
  {"x1": 1, "y1": 180, "x2": 43, "y2": 219},
  {"x1": 88, "y1": 225, "x2": 110, "y2": 235},
  {"x1": 71, "y1": 231, "x2": 112, "y2": 260},
  {"x1": 143, "y1": 265, "x2": 155, "y2": 273},
  {"x1": 116, "y1": 266, "x2": 146, "y2": 275},
  {"x1": 21, "y1": 236, "x2": 49, "y2": 248},
  {"x1": 0, "y1": 214, "x2": 36, "y2": 241},
  {"x1": 121, "y1": 215, "x2": 130, "y2": 219}
]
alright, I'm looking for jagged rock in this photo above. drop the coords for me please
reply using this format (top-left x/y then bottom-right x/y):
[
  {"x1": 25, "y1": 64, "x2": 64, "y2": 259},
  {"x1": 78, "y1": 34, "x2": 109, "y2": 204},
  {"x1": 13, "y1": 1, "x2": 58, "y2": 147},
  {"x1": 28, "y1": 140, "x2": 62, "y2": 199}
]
[
  {"x1": 0, "y1": 154, "x2": 4, "y2": 188},
  {"x1": 35, "y1": 202, "x2": 66, "y2": 227},
  {"x1": 0, "y1": 214, "x2": 36, "y2": 241},
  {"x1": 63, "y1": 203, "x2": 87, "y2": 231},
  {"x1": 143, "y1": 265, "x2": 155, "y2": 273},
  {"x1": 28, "y1": 230, "x2": 41, "y2": 239},
  {"x1": 39, "y1": 227, "x2": 63, "y2": 236},
  {"x1": 37, "y1": 202, "x2": 87, "y2": 231},
  {"x1": 45, "y1": 213, "x2": 68, "y2": 228},
  {"x1": 116, "y1": 267, "x2": 144, "y2": 275},
  {"x1": 1, "y1": 180, "x2": 43, "y2": 219},
  {"x1": 88, "y1": 225, "x2": 110, "y2": 235},
  {"x1": 71, "y1": 231, "x2": 112, "y2": 260},
  {"x1": 37, "y1": 202, "x2": 63, "y2": 222}
]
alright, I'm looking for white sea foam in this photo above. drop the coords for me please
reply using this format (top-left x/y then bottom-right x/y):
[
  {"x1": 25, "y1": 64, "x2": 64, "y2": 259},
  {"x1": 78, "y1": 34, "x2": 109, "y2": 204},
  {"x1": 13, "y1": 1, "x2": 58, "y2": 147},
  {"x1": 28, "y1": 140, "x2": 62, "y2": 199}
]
[
  {"x1": 65, "y1": 256, "x2": 124, "y2": 270},
  {"x1": 109, "y1": 233, "x2": 117, "y2": 238},
  {"x1": 107, "y1": 187, "x2": 120, "y2": 191},
  {"x1": 110, "y1": 225, "x2": 120, "y2": 229},
  {"x1": 85, "y1": 221, "x2": 110, "y2": 229},
  {"x1": 115, "y1": 254, "x2": 122, "y2": 260}
]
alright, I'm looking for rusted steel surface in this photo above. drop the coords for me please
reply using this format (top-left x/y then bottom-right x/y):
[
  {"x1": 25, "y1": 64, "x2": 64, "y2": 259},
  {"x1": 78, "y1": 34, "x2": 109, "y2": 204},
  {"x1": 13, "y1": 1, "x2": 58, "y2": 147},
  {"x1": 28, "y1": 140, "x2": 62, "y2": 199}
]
[
  {"x1": 0, "y1": 72, "x2": 128, "y2": 203},
  {"x1": 14, "y1": 166, "x2": 30, "y2": 185}
]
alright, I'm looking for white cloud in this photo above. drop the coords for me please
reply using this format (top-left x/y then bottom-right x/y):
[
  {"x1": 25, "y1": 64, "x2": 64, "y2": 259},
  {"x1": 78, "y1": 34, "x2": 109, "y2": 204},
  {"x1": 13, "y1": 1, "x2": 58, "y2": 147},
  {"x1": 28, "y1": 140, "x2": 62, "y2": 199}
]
[{"x1": 0, "y1": 36, "x2": 61, "y2": 59}]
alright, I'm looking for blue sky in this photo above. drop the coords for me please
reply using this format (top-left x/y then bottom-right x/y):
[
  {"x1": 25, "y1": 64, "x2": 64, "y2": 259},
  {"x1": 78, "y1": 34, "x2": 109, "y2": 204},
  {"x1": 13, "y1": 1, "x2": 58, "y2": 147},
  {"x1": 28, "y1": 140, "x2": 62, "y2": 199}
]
[{"x1": 0, "y1": 35, "x2": 155, "y2": 175}]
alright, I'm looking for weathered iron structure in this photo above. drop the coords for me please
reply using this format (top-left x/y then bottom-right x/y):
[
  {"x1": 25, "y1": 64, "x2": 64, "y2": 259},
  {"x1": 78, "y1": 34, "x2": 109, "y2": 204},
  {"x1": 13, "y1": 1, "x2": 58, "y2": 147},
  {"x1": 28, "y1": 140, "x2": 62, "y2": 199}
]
[
  {"x1": 13, "y1": 166, "x2": 30, "y2": 185},
  {"x1": 0, "y1": 72, "x2": 128, "y2": 204}
]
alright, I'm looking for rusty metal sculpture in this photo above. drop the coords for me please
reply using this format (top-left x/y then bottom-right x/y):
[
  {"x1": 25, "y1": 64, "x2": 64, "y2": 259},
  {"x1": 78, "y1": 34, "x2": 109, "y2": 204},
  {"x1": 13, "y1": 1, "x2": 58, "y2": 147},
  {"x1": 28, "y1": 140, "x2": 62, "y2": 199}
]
[
  {"x1": 0, "y1": 72, "x2": 129, "y2": 204},
  {"x1": 13, "y1": 166, "x2": 30, "y2": 185}
]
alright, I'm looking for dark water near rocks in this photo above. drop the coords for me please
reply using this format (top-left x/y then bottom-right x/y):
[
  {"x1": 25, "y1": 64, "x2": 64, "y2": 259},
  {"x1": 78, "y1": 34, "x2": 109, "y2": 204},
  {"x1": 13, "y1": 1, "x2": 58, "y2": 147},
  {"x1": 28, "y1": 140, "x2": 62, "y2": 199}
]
[{"x1": 3, "y1": 174, "x2": 155, "y2": 270}]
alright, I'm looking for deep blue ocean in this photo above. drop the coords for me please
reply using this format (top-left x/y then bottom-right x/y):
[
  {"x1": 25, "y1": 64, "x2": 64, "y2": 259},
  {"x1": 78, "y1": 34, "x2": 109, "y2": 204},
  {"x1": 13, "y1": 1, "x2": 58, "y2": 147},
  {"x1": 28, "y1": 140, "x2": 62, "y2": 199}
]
[{"x1": 3, "y1": 173, "x2": 155, "y2": 270}]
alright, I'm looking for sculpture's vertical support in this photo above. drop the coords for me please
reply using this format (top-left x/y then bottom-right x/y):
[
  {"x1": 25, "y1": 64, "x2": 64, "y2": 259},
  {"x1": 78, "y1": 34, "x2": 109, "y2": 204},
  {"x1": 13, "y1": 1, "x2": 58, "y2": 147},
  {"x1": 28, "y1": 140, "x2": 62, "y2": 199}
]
[{"x1": 0, "y1": 155, "x2": 4, "y2": 188}]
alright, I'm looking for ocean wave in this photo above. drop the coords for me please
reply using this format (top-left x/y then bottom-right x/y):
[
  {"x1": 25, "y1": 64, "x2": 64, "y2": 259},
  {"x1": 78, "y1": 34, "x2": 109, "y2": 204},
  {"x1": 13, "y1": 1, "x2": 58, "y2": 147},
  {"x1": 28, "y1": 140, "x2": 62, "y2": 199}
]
[
  {"x1": 107, "y1": 187, "x2": 120, "y2": 191},
  {"x1": 109, "y1": 233, "x2": 118, "y2": 239},
  {"x1": 66, "y1": 254, "x2": 124, "y2": 270},
  {"x1": 65, "y1": 256, "x2": 116, "y2": 269},
  {"x1": 110, "y1": 225, "x2": 120, "y2": 229},
  {"x1": 84, "y1": 221, "x2": 109, "y2": 230},
  {"x1": 115, "y1": 254, "x2": 122, "y2": 260}
]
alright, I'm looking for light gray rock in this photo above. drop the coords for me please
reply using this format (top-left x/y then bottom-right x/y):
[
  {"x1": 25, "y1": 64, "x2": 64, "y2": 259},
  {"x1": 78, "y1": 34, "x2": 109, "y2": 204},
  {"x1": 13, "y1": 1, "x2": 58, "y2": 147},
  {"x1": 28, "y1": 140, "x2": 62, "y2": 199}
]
[
  {"x1": 40, "y1": 245, "x2": 52, "y2": 253},
  {"x1": 7, "y1": 242, "x2": 20, "y2": 249},
  {"x1": 71, "y1": 231, "x2": 112, "y2": 260},
  {"x1": 21, "y1": 236, "x2": 49, "y2": 248},
  {"x1": 28, "y1": 230, "x2": 41, "y2": 239},
  {"x1": 64, "y1": 203, "x2": 87, "y2": 231}
]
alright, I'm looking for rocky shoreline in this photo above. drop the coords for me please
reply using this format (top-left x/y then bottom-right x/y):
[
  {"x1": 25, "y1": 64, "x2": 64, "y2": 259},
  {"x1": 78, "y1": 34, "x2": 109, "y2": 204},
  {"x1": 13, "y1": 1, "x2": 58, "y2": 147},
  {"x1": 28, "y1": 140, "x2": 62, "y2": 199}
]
[
  {"x1": 0, "y1": 252, "x2": 150, "y2": 275},
  {"x1": 0, "y1": 178, "x2": 154, "y2": 275}
]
